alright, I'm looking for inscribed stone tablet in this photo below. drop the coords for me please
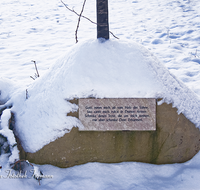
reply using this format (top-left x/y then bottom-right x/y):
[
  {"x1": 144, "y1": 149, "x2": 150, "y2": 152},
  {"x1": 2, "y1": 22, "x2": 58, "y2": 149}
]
[{"x1": 79, "y1": 98, "x2": 156, "y2": 131}]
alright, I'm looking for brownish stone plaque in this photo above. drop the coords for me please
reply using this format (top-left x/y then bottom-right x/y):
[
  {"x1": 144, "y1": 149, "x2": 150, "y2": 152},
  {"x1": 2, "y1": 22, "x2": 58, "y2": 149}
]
[{"x1": 79, "y1": 98, "x2": 156, "y2": 131}]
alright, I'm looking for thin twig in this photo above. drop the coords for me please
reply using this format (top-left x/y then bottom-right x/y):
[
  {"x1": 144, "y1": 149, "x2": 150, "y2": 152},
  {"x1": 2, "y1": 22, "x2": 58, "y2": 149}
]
[
  {"x1": 61, "y1": 0, "x2": 96, "y2": 24},
  {"x1": 32, "y1": 60, "x2": 39, "y2": 77},
  {"x1": 109, "y1": 31, "x2": 119, "y2": 40},
  {"x1": 30, "y1": 76, "x2": 35, "y2": 80},
  {"x1": 60, "y1": 0, "x2": 119, "y2": 40},
  {"x1": 61, "y1": 0, "x2": 80, "y2": 17},
  {"x1": 26, "y1": 89, "x2": 28, "y2": 99},
  {"x1": 75, "y1": 0, "x2": 87, "y2": 43}
]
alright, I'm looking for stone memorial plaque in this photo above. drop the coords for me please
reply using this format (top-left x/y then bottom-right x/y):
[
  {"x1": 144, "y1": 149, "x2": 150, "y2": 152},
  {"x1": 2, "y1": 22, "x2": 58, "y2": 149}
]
[{"x1": 79, "y1": 98, "x2": 156, "y2": 131}]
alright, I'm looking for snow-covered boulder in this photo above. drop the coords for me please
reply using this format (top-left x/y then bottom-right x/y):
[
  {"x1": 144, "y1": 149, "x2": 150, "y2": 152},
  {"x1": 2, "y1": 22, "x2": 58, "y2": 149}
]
[{"x1": 11, "y1": 39, "x2": 200, "y2": 154}]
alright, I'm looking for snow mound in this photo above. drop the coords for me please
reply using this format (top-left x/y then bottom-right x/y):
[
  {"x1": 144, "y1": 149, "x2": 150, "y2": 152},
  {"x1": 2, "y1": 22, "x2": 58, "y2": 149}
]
[{"x1": 11, "y1": 39, "x2": 200, "y2": 153}]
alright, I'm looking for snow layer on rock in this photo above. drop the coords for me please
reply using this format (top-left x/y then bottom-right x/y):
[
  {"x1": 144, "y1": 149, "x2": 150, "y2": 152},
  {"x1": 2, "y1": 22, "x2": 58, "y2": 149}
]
[
  {"x1": 0, "y1": 109, "x2": 19, "y2": 163},
  {"x1": 11, "y1": 39, "x2": 200, "y2": 153},
  {"x1": 0, "y1": 109, "x2": 15, "y2": 146},
  {"x1": 0, "y1": 78, "x2": 17, "y2": 105}
]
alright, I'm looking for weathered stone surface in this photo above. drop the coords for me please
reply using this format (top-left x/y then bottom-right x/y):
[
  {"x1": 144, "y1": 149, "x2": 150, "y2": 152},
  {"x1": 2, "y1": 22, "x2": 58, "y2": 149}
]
[{"x1": 18, "y1": 99, "x2": 200, "y2": 168}]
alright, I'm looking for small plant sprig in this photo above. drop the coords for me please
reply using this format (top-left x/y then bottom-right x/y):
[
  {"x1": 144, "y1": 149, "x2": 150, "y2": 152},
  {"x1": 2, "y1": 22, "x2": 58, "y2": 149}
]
[
  {"x1": 26, "y1": 89, "x2": 29, "y2": 100},
  {"x1": 30, "y1": 60, "x2": 40, "y2": 80}
]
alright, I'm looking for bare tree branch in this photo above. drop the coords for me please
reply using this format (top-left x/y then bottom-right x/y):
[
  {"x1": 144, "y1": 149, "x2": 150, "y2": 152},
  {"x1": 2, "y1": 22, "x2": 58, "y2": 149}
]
[
  {"x1": 108, "y1": 31, "x2": 119, "y2": 40},
  {"x1": 60, "y1": 0, "x2": 119, "y2": 40},
  {"x1": 61, "y1": 0, "x2": 80, "y2": 17},
  {"x1": 75, "y1": 0, "x2": 87, "y2": 43}
]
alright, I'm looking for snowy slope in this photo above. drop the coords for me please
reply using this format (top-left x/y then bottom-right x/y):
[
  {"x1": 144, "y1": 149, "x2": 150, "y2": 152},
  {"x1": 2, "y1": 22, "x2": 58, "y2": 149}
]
[{"x1": 1, "y1": 0, "x2": 200, "y2": 93}]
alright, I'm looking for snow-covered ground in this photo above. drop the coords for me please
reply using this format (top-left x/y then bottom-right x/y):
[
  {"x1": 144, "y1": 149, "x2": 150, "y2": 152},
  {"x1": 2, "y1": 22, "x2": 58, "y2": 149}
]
[{"x1": 1, "y1": 0, "x2": 200, "y2": 189}]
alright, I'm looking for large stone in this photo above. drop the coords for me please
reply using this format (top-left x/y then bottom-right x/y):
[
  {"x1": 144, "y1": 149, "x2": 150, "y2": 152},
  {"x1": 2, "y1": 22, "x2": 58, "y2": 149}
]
[{"x1": 18, "y1": 99, "x2": 200, "y2": 168}]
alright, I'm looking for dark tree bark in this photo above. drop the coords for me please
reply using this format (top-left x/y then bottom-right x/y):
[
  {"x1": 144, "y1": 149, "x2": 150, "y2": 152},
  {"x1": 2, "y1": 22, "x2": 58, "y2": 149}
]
[{"x1": 97, "y1": 0, "x2": 109, "y2": 40}]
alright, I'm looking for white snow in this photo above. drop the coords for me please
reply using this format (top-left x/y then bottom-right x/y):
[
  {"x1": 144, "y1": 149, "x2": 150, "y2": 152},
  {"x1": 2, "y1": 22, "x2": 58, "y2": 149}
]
[
  {"x1": 1, "y1": 0, "x2": 200, "y2": 189},
  {"x1": 0, "y1": 78, "x2": 17, "y2": 105},
  {"x1": 0, "y1": 109, "x2": 14, "y2": 145},
  {"x1": 0, "y1": 109, "x2": 19, "y2": 164}
]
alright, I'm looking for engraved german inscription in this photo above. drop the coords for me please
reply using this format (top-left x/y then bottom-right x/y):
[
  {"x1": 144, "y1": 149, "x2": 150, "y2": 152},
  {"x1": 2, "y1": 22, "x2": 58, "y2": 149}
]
[{"x1": 79, "y1": 98, "x2": 156, "y2": 131}]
